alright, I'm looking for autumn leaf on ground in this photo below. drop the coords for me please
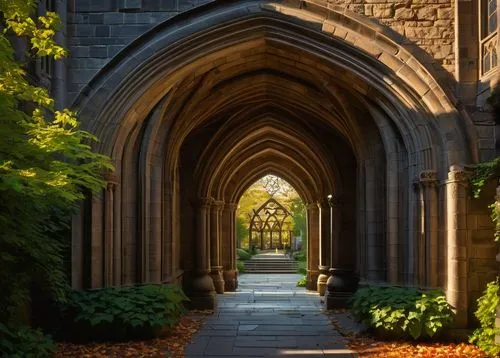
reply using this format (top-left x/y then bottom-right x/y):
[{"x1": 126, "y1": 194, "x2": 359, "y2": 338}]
[{"x1": 55, "y1": 310, "x2": 213, "y2": 358}]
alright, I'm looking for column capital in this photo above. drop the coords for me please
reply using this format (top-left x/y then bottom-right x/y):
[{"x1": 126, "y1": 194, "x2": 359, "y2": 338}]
[
  {"x1": 419, "y1": 169, "x2": 437, "y2": 187},
  {"x1": 104, "y1": 172, "x2": 119, "y2": 188},
  {"x1": 213, "y1": 200, "x2": 225, "y2": 211},
  {"x1": 447, "y1": 165, "x2": 470, "y2": 184},
  {"x1": 317, "y1": 198, "x2": 329, "y2": 209},
  {"x1": 224, "y1": 202, "x2": 238, "y2": 211},
  {"x1": 306, "y1": 202, "x2": 319, "y2": 211},
  {"x1": 199, "y1": 197, "x2": 213, "y2": 208}
]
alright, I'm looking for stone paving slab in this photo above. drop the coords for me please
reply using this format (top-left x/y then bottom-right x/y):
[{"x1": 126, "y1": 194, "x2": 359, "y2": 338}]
[{"x1": 185, "y1": 274, "x2": 358, "y2": 357}]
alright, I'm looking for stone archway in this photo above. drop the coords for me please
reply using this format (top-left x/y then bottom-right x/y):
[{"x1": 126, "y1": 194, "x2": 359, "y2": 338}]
[{"x1": 70, "y1": 0, "x2": 477, "y2": 326}]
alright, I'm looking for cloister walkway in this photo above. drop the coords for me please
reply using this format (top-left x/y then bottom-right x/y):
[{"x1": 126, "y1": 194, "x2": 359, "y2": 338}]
[{"x1": 184, "y1": 274, "x2": 357, "y2": 357}]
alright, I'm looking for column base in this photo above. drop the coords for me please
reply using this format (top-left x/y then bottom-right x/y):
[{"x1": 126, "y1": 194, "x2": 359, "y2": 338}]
[
  {"x1": 210, "y1": 266, "x2": 225, "y2": 294},
  {"x1": 317, "y1": 266, "x2": 329, "y2": 296},
  {"x1": 186, "y1": 272, "x2": 216, "y2": 310},
  {"x1": 223, "y1": 269, "x2": 237, "y2": 292},
  {"x1": 325, "y1": 290, "x2": 352, "y2": 310},
  {"x1": 306, "y1": 269, "x2": 319, "y2": 291},
  {"x1": 325, "y1": 268, "x2": 359, "y2": 310}
]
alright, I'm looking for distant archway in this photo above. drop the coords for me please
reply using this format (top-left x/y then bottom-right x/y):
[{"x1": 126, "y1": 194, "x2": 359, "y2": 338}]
[{"x1": 248, "y1": 197, "x2": 293, "y2": 251}]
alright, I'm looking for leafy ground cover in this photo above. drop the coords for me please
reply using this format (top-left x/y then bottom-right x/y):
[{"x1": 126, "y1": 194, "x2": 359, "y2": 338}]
[
  {"x1": 350, "y1": 286, "x2": 454, "y2": 340},
  {"x1": 59, "y1": 285, "x2": 188, "y2": 342},
  {"x1": 55, "y1": 310, "x2": 212, "y2": 357},
  {"x1": 328, "y1": 310, "x2": 487, "y2": 358},
  {"x1": 346, "y1": 338, "x2": 487, "y2": 357},
  {"x1": 296, "y1": 276, "x2": 307, "y2": 287}
]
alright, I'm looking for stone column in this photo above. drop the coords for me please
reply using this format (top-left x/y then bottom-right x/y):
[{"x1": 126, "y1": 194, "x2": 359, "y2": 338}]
[
  {"x1": 113, "y1": 177, "x2": 122, "y2": 286},
  {"x1": 210, "y1": 200, "x2": 225, "y2": 294},
  {"x1": 190, "y1": 197, "x2": 216, "y2": 309},
  {"x1": 104, "y1": 174, "x2": 118, "y2": 287},
  {"x1": 386, "y1": 167, "x2": 399, "y2": 285},
  {"x1": 317, "y1": 199, "x2": 330, "y2": 296},
  {"x1": 419, "y1": 170, "x2": 438, "y2": 287},
  {"x1": 306, "y1": 202, "x2": 320, "y2": 291},
  {"x1": 222, "y1": 203, "x2": 238, "y2": 291},
  {"x1": 446, "y1": 166, "x2": 469, "y2": 328},
  {"x1": 229, "y1": 203, "x2": 238, "y2": 288},
  {"x1": 90, "y1": 194, "x2": 103, "y2": 288}
]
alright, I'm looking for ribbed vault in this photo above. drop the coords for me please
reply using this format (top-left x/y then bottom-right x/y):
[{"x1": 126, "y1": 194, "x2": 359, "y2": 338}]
[{"x1": 71, "y1": 0, "x2": 478, "y2": 326}]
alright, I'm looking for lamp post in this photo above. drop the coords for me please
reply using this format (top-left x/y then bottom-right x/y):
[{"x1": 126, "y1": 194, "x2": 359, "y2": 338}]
[{"x1": 327, "y1": 194, "x2": 334, "y2": 268}]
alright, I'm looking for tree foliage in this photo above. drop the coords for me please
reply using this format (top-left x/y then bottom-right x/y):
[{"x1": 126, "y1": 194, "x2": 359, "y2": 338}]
[
  {"x1": 0, "y1": 0, "x2": 112, "y2": 325},
  {"x1": 470, "y1": 280, "x2": 500, "y2": 356}
]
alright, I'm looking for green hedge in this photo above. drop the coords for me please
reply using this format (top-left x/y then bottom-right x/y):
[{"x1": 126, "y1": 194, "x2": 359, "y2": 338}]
[
  {"x1": 350, "y1": 286, "x2": 454, "y2": 340},
  {"x1": 60, "y1": 284, "x2": 188, "y2": 342},
  {"x1": 237, "y1": 248, "x2": 251, "y2": 261},
  {"x1": 236, "y1": 260, "x2": 245, "y2": 273},
  {"x1": 296, "y1": 260, "x2": 307, "y2": 275},
  {"x1": 0, "y1": 324, "x2": 56, "y2": 358},
  {"x1": 292, "y1": 251, "x2": 306, "y2": 261},
  {"x1": 470, "y1": 280, "x2": 500, "y2": 356}
]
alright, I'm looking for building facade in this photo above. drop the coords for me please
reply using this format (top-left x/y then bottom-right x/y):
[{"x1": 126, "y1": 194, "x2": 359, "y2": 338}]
[{"x1": 43, "y1": 0, "x2": 500, "y2": 327}]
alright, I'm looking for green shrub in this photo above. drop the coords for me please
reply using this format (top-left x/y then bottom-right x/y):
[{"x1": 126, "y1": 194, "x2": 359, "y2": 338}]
[
  {"x1": 350, "y1": 286, "x2": 454, "y2": 340},
  {"x1": 297, "y1": 260, "x2": 307, "y2": 275},
  {"x1": 0, "y1": 324, "x2": 56, "y2": 358},
  {"x1": 470, "y1": 280, "x2": 500, "y2": 356},
  {"x1": 236, "y1": 260, "x2": 245, "y2": 273},
  {"x1": 60, "y1": 284, "x2": 188, "y2": 342},
  {"x1": 296, "y1": 276, "x2": 307, "y2": 287},
  {"x1": 237, "y1": 248, "x2": 251, "y2": 261},
  {"x1": 293, "y1": 251, "x2": 306, "y2": 261},
  {"x1": 248, "y1": 245, "x2": 260, "y2": 256}
]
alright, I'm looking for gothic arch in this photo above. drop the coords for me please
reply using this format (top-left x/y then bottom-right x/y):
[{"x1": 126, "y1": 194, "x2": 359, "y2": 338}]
[{"x1": 71, "y1": 0, "x2": 477, "y2": 326}]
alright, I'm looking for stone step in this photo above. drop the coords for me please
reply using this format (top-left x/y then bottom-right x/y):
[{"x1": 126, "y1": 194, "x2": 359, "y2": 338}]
[
  {"x1": 246, "y1": 260, "x2": 297, "y2": 264},
  {"x1": 243, "y1": 257, "x2": 298, "y2": 273},
  {"x1": 244, "y1": 263, "x2": 297, "y2": 267},
  {"x1": 245, "y1": 267, "x2": 297, "y2": 274},
  {"x1": 243, "y1": 265, "x2": 297, "y2": 268},
  {"x1": 249, "y1": 259, "x2": 294, "y2": 262}
]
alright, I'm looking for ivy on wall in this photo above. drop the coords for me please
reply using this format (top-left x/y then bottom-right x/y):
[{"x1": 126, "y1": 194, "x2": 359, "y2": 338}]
[
  {"x1": 468, "y1": 87, "x2": 500, "y2": 354},
  {"x1": 470, "y1": 157, "x2": 500, "y2": 241}
]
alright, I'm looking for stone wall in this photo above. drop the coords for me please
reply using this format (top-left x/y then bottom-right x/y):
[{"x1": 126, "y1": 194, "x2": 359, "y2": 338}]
[
  {"x1": 67, "y1": 0, "x2": 204, "y2": 104},
  {"x1": 66, "y1": 0, "x2": 455, "y2": 106},
  {"x1": 329, "y1": 0, "x2": 455, "y2": 75},
  {"x1": 467, "y1": 181, "x2": 498, "y2": 319}
]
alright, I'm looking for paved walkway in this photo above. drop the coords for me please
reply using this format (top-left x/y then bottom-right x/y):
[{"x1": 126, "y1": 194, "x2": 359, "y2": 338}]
[{"x1": 184, "y1": 274, "x2": 357, "y2": 357}]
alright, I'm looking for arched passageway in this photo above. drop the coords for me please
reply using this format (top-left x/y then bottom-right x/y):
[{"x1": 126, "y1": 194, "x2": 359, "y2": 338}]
[{"x1": 71, "y1": 0, "x2": 478, "y2": 327}]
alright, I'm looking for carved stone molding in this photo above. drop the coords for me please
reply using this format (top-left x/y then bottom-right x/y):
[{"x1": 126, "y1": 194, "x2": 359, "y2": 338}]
[
  {"x1": 224, "y1": 202, "x2": 238, "y2": 211},
  {"x1": 199, "y1": 197, "x2": 213, "y2": 208},
  {"x1": 419, "y1": 169, "x2": 437, "y2": 186},
  {"x1": 447, "y1": 165, "x2": 469, "y2": 184},
  {"x1": 306, "y1": 202, "x2": 319, "y2": 211},
  {"x1": 213, "y1": 200, "x2": 225, "y2": 211},
  {"x1": 104, "y1": 172, "x2": 119, "y2": 189}
]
